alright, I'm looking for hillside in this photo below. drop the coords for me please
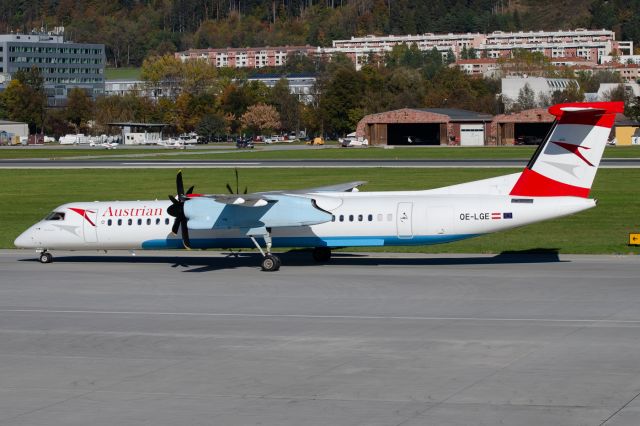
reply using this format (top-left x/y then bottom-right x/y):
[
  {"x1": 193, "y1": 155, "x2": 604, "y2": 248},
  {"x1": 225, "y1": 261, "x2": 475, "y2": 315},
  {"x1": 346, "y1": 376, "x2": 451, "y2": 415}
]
[{"x1": 0, "y1": 0, "x2": 638, "y2": 67}]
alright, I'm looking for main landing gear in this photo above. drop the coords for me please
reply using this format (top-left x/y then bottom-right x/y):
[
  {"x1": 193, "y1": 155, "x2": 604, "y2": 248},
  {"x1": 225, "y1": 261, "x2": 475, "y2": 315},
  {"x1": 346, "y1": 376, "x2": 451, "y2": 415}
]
[
  {"x1": 249, "y1": 231, "x2": 280, "y2": 272},
  {"x1": 312, "y1": 247, "x2": 332, "y2": 263},
  {"x1": 38, "y1": 250, "x2": 53, "y2": 264}
]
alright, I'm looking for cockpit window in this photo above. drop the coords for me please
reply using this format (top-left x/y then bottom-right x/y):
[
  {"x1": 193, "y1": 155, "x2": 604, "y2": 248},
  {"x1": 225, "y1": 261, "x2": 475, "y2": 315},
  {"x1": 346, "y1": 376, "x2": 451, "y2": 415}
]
[{"x1": 44, "y1": 211, "x2": 65, "y2": 221}]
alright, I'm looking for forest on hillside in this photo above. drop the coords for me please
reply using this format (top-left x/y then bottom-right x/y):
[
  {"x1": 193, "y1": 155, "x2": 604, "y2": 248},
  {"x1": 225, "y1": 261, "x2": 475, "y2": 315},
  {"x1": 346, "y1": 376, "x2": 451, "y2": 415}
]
[{"x1": 1, "y1": 0, "x2": 640, "y2": 67}]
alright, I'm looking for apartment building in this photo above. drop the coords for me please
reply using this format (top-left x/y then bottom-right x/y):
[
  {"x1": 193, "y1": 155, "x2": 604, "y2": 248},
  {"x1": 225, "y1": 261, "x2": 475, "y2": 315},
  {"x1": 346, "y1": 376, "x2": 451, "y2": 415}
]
[
  {"x1": 328, "y1": 29, "x2": 632, "y2": 70},
  {"x1": 176, "y1": 46, "x2": 316, "y2": 69}
]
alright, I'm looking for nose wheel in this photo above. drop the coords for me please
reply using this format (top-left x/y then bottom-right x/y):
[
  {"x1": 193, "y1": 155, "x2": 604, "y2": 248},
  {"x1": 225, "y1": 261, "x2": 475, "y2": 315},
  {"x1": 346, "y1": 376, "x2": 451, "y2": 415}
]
[{"x1": 38, "y1": 251, "x2": 53, "y2": 264}]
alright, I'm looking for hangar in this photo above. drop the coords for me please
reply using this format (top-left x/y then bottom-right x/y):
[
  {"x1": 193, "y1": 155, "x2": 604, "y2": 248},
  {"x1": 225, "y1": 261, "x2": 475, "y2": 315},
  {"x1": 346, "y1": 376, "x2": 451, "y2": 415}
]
[
  {"x1": 0, "y1": 119, "x2": 29, "y2": 145},
  {"x1": 356, "y1": 108, "x2": 493, "y2": 146},
  {"x1": 491, "y1": 108, "x2": 555, "y2": 146}
]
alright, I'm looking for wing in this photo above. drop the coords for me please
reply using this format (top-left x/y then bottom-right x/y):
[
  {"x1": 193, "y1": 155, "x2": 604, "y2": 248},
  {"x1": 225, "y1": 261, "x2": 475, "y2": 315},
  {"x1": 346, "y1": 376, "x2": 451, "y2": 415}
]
[
  {"x1": 207, "y1": 194, "x2": 276, "y2": 207},
  {"x1": 285, "y1": 181, "x2": 367, "y2": 194},
  {"x1": 185, "y1": 181, "x2": 366, "y2": 208}
]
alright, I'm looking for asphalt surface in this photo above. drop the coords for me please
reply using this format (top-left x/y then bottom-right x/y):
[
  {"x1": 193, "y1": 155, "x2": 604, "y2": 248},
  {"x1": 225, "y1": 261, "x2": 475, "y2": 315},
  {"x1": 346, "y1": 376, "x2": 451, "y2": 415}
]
[
  {"x1": 2, "y1": 158, "x2": 640, "y2": 168},
  {"x1": 1, "y1": 249, "x2": 640, "y2": 425}
]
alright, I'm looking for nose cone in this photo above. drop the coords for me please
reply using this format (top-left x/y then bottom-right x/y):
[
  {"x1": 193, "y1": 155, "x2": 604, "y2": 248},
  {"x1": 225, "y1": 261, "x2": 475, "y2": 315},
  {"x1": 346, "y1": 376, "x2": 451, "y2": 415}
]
[{"x1": 14, "y1": 229, "x2": 34, "y2": 248}]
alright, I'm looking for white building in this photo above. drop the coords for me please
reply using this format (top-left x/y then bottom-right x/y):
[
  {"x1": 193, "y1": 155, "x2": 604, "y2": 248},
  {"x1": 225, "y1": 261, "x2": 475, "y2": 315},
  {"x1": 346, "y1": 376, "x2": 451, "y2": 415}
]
[
  {"x1": 0, "y1": 119, "x2": 29, "y2": 144},
  {"x1": 328, "y1": 29, "x2": 632, "y2": 70},
  {"x1": 501, "y1": 76, "x2": 579, "y2": 109},
  {"x1": 247, "y1": 74, "x2": 317, "y2": 104}
]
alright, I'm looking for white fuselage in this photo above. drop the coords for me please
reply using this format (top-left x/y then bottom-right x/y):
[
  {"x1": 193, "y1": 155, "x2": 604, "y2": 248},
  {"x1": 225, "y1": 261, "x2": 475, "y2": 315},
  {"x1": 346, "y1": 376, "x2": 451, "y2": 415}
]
[{"x1": 14, "y1": 190, "x2": 596, "y2": 251}]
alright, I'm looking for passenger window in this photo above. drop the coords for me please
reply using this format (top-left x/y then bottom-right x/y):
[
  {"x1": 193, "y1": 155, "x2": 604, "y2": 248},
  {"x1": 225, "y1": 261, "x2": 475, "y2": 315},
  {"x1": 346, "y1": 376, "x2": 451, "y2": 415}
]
[
  {"x1": 331, "y1": 215, "x2": 335, "y2": 222},
  {"x1": 349, "y1": 215, "x2": 354, "y2": 222},
  {"x1": 339, "y1": 215, "x2": 344, "y2": 222},
  {"x1": 107, "y1": 219, "x2": 112, "y2": 226},
  {"x1": 45, "y1": 212, "x2": 65, "y2": 221},
  {"x1": 137, "y1": 219, "x2": 142, "y2": 225},
  {"x1": 165, "y1": 218, "x2": 170, "y2": 225},
  {"x1": 117, "y1": 219, "x2": 122, "y2": 226},
  {"x1": 358, "y1": 214, "x2": 363, "y2": 222},
  {"x1": 128, "y1": 219, "x2": 132, "y2": 225},
  {"x1": 146, "y1": 218, "x2": 151, "y2": 225},
  {"x1": 368, "y1": 214, "x2": 373, "y2": 221},
  {"x1": 155, "y1": 218, "x2": 160, "y2": 225}
]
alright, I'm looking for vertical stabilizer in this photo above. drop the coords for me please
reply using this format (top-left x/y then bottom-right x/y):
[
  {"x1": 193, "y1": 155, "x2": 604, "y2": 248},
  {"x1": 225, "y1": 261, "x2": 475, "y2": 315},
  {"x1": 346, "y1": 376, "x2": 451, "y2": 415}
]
[{"x1": 510, "y1": 101, "x2": 623, "y2": 197}]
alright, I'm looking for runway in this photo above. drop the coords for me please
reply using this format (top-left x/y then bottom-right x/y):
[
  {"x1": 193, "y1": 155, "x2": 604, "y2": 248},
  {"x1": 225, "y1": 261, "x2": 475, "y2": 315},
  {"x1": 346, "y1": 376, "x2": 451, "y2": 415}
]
[
  {"x1": 2, "y1": 158, "x2": 640, "y2": 168},
  {"x1": 1, "y1": 249, "x2": 640, "y2": 425}
]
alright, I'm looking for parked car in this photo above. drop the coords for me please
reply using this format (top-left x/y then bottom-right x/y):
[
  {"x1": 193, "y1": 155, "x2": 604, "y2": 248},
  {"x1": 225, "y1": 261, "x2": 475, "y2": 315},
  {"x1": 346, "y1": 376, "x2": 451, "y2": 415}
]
[
  {"x1": 515, "y1": 135, "x2": 543, "y2": 145},
  {"x1": 236, "y1": 137, "x2": 254, "y2": 149}
]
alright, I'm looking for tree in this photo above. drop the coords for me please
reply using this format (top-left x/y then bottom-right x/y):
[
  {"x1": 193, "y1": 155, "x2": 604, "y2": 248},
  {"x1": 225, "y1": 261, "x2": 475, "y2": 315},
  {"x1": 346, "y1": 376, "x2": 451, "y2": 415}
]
[
  {"x1": 1, "y1": 67, "x2": 46, "y2": 134},
  {"x1": 319, "y1": 66, "x2": 366, "y2": 136},
  {"x1": 240, "y1": 103, "x2": 281, "y2": 135},
  {"x1": 385, "y1": 67, "x2": 425, "y2": 110},
  {"x1": 65, "y1": 88, "x2": 94, "y2": 131},
  {"x1": 196, "y1": 112, "x2": 229, "y2": 140},
  {"x1": 513, "y1": 83, "x2": 537, "y2": 112},
  {"x1": 549, "y1": 81, "x2": 584, "y2": 106},
  {"x1": 141, "y1": 55, "x2": 218, "y2": 99},
  {"x1": 602, "y1": 84, "x2": 629, "y2": 102},
  {"x1": 270, "y1": 79, "x2": 301, "y2": 133}
]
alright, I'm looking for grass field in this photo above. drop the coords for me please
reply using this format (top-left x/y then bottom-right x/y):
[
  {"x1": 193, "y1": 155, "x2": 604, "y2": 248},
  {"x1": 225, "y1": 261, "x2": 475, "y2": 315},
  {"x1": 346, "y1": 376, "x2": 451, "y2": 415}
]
[
  {"x1": 2, "y1": 145, "x2": 640, "y2": 160},
  {"x1": 2, "y1": 168, "x2": 639, "y2": 254},
  {"x1": 104, "y1": 67, "x2": 141, "y2": 80}
]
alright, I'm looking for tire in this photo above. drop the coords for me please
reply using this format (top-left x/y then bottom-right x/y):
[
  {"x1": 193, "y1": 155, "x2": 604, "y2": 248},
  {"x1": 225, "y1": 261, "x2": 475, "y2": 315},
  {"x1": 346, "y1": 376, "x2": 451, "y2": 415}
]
[
  {"x1": 312, "y1": 247, "x2": 331, "y2": 262},
  {"x1": 39, "y1": 252, "x2": 53, "y2": 264},
  {"x1": 261, "y1": 254, "x2": 281, "y2": 271}
]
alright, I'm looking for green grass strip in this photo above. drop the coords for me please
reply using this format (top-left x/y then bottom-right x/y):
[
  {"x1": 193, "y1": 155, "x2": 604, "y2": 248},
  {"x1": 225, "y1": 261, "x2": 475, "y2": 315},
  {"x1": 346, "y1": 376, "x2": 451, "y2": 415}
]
[{"x1": 2, "y1": 168, "x2": 639, "y2": 254}]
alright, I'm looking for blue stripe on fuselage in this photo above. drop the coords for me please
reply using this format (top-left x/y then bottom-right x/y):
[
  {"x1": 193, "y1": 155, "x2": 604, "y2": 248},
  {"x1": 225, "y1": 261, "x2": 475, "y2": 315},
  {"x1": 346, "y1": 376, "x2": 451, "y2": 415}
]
[{"x1": 141, "y1": 234, "x2": 479, "y2": 250}]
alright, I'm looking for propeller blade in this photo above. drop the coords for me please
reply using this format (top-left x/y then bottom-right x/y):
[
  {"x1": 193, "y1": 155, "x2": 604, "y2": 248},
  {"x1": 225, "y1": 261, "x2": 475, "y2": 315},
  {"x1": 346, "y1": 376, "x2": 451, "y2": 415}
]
[
  {"x1": 176, "y1": 171, "x2": 184, "y2": 197},
  {"x1": 171, "y1": 218, "x2": 180, "y2": 235},
  {"x1": 186, "y1": 186, "x2": 194, "y2": 195},
  {"x1": 226, "y1": 183, "x2": 234, "y2": 194},
  {"x1": 244, "y1": 186, "x2": 248, "y2": 194},
  {"x1": 235, "y1": 168, "x2": 239, "y2": 194},
  {"x1": 181, "y1": 217, "x2": 191, "y2": 249}
]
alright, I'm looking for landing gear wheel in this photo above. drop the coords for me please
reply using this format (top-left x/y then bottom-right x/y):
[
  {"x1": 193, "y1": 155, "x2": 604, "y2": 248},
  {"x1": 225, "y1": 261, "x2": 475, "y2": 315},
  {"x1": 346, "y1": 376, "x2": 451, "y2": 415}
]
[
  {"x1": 261, "y1": 254, "x2": 281, "y2": 272},
  {"x1": 39, "y1": 252, "x2": 53, "y2": 264},
  {"x1": 312, "y1": 247, "x2": 332, "y2": 262}
]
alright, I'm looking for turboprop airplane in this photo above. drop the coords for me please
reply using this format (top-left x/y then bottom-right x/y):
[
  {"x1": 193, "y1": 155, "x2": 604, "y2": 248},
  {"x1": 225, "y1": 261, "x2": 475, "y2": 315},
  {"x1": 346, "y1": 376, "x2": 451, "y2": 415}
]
[{"x1": 14, "y1": 101, "x2": 622, "y2": 271}]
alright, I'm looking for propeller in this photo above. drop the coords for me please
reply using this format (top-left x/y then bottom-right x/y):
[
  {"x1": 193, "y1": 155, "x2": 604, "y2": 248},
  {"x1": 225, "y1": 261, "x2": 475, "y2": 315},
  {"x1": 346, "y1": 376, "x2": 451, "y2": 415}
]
[
  {"x1": 226, "y1": 168, "x2": 248, "y2": 195},
  {"x1": 167, "y1": 171, "x2": 193, "y2": 249}
]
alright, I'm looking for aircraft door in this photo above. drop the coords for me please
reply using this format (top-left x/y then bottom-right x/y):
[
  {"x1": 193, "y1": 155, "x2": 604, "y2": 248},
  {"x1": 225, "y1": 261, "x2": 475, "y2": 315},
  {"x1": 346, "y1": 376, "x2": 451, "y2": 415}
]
[
  {"x1": 82, "y1": 209, "x2": 98, "y2": 243},
  {"x1": 396, "y1": 202, "x2": 413, "y2": 239}
]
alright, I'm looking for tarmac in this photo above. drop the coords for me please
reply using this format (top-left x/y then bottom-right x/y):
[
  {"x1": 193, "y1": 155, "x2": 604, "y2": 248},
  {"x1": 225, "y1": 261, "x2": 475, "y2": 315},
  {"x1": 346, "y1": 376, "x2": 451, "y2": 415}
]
[{"x1": 1, "y1": 249, "x2": 640, "y2": 425}]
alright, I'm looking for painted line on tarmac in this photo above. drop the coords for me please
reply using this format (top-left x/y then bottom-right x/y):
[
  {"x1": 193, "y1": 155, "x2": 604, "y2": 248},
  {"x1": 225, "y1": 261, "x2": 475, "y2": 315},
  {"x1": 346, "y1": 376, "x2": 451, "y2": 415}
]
[{"x1": 1, "y1": 308, "x2": 640, "y2": 325}]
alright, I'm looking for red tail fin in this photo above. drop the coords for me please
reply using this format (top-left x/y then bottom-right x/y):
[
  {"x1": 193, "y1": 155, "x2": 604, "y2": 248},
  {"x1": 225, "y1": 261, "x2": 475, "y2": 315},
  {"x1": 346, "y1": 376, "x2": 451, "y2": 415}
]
[{"x1": 509, "y1": 102, "x2": 623, "y2": 198}]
